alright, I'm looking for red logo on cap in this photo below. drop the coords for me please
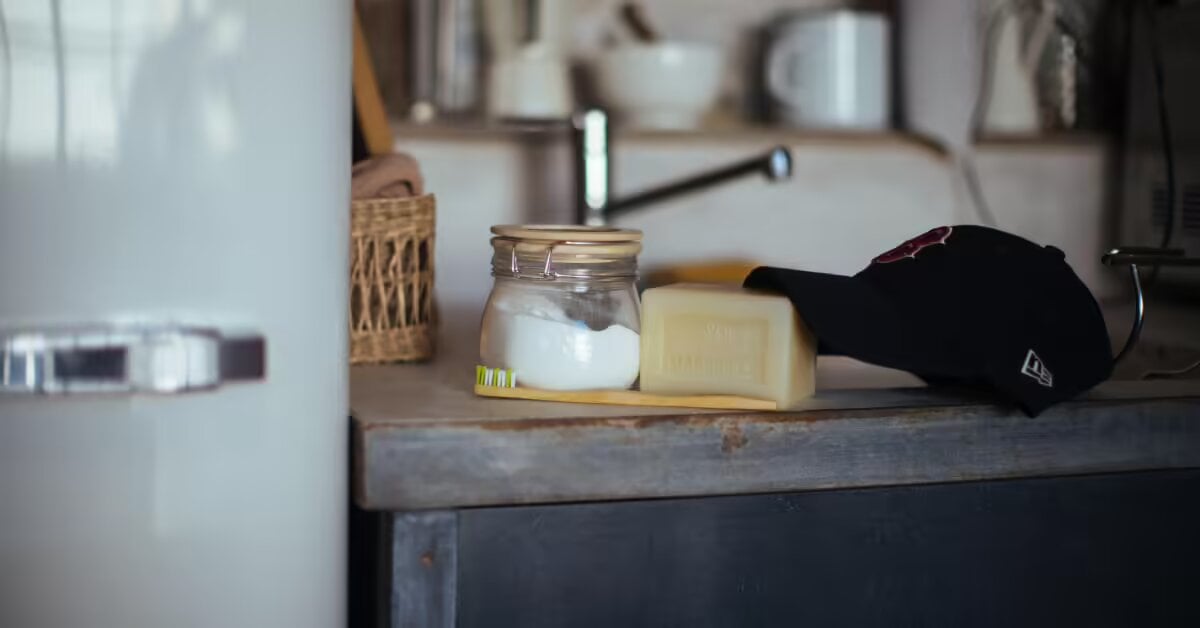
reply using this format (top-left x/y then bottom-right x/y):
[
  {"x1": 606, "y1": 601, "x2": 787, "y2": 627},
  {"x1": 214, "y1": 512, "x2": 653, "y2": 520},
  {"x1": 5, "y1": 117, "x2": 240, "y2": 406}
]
[{"x1": 872, "y1": 226, "x2": 953, "y2": 264}]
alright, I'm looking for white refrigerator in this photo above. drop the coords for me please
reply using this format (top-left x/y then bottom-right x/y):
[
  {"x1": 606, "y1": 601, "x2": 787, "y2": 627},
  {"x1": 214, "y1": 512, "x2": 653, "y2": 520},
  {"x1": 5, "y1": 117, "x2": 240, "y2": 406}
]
[{"x1": 0, "y1": 1, "x2": 349, "y2": 626}]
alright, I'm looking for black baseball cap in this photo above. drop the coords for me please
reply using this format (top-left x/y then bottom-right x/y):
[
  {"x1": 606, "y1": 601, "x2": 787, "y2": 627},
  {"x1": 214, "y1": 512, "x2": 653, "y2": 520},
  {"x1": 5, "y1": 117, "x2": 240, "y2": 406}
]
[{"x1": 744, "y1": 226, "x2": 1112, "y2": 415}]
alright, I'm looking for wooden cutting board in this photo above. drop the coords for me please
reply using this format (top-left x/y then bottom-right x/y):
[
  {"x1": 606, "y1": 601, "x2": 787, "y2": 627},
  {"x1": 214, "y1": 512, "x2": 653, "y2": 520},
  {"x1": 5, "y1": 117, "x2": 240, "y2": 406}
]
[{"x1": 474, "y1": 384, "x2": 777, "y2": 411}]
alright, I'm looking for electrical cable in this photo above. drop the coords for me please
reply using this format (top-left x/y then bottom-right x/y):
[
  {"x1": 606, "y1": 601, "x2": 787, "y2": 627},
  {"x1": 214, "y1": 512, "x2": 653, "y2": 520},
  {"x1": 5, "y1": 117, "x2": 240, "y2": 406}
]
[
  {"x1": 969, "y1": 1, "x2": 1012, "y2": 145},
  {"x1": 956, "y1": 0, "x2": 1017, "y2": 228},
  {"x1": 1143, "y1": 357, "x2": 1200, "y2": 380},
  {"x1": 961, "y1": 0, "x2": 1058, "y2": 229},
  {"x1": 958, "y1": 154, "x2": 999, "y2": 228},
  {"x1": 1111, "y1": 1, "x2": 1180, "y2": 366},
  {"x1": 1143, "y1": 1, "x2": 1175, "y2": 252},
  {"x1": 1139, "y1": 0, "x2": 1176, "y2": 286}
]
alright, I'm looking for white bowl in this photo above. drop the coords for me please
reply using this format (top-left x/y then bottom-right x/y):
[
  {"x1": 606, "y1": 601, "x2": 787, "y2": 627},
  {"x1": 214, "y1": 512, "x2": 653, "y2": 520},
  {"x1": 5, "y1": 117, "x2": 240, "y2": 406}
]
[{"x1": 593, "y1": 42, "x2": 723, "y2": 130}]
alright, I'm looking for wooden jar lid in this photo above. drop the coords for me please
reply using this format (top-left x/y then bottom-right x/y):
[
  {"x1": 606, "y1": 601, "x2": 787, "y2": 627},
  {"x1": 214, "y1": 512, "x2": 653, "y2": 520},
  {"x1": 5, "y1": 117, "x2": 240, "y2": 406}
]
[
  {"x1": 491, "y1": 224, "x2": 642, "y2": 258},
  {"x1": 490, "y1": 224, "x2": 642, "y2": 278}
]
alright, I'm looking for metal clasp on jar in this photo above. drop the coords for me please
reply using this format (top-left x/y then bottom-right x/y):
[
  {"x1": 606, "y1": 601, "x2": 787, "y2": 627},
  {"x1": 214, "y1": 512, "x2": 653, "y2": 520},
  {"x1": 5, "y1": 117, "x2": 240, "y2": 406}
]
[
  {"x1": 506, "y1": 238, "x2": 563, "y2": 281},
  {"x1": 499, "y1": 238, "x2": 625, "y2": 281}
]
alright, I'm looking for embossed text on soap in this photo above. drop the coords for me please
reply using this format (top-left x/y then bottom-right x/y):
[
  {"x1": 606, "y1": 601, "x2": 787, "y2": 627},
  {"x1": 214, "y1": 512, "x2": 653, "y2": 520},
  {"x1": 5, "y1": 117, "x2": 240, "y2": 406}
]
[{"x1": 660, "y1": 316, "x2": 768, "y2": 383}]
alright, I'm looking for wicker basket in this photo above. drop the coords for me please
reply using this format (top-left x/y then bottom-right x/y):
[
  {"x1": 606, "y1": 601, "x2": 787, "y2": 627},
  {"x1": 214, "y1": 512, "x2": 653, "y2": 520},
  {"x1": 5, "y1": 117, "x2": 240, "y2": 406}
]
[{"x1": 350, "y1": 194, "x2": 436, "y2": 364}]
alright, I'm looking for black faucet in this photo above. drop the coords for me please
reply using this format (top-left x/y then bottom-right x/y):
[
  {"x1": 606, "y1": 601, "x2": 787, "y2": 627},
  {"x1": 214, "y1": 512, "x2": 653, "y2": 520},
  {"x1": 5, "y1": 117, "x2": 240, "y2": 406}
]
[{"x1": 571, "y1": 108, "x2": 793, "y2": 226}]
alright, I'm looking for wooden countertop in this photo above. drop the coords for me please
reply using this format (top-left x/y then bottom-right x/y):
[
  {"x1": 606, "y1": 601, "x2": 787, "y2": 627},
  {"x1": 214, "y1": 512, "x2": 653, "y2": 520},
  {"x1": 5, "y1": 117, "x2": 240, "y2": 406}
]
[{"x1": 352, "y1": 319, "x2": 1200, "y2": 512}]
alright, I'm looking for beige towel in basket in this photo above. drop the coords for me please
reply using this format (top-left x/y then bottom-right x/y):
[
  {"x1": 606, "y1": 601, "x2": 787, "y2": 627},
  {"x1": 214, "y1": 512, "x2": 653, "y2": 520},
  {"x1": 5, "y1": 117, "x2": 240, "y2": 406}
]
[{"x1": 351, "y1": 153, "x2": 424, "y2": 199}]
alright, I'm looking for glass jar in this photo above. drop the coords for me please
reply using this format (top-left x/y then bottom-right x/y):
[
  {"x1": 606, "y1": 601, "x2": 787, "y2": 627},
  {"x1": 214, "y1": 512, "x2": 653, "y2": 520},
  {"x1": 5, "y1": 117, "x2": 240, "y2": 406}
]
[{"x1": 479, "y1": 225, "x2": 643, "y2": 391}]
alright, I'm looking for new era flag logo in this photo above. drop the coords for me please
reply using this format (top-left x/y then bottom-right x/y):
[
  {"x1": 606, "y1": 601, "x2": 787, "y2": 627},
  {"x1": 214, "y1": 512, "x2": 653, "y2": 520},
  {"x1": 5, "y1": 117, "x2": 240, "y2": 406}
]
[{"x1": 1021, "y1": 350, "x2": 1054, "y2": 388}]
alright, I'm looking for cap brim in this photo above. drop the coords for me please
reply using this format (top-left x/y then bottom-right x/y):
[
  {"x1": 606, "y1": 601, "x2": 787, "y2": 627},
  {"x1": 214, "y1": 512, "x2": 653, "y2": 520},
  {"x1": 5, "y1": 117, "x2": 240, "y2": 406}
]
[{"x1": 744, "y1": 266, "x2": 966, "y2": 378}]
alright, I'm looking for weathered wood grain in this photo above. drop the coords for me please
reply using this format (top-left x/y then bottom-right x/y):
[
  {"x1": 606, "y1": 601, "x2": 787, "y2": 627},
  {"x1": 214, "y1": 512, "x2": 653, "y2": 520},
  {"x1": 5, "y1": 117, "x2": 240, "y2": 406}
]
[
  {"x1": 353, "y1": 347, "x2": 1200, "y2": 511},
  {"x1": 390, "y1": 511, "x2": 457, "y2": 628}
]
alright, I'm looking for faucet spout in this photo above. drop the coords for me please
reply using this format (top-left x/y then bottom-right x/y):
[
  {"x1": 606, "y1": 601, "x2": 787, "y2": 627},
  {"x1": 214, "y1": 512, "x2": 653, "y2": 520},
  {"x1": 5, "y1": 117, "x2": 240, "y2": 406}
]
[
  {"x1": 572, "y1": 108, "x2": 793, "y2": 226},
  {"x1": 604, "y1": 146, "x2": 792, "y2": 221}
]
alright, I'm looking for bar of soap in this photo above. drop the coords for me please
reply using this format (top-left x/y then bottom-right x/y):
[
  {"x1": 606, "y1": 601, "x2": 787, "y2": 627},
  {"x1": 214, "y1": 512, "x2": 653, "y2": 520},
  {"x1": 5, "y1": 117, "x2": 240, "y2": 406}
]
[{"x1": 639, "y1": 283, "x2": 817, "y2": 408}]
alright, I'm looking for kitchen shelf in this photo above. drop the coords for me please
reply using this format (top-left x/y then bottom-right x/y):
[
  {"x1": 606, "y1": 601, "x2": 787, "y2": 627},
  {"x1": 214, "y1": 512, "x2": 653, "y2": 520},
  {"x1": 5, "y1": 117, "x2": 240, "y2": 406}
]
[
  {"x1": 391, "y1": 118, "x2": 1119, "y2": 157},
  {"x1": 392, "y1": 118, "x2": 948, "y2": 158},
  {"x1": 973, "y1": 131, "x2": 1112, "y2": 150},
  {"x1": 393, "y1": 118, "x2": 572, "y2": 139}
]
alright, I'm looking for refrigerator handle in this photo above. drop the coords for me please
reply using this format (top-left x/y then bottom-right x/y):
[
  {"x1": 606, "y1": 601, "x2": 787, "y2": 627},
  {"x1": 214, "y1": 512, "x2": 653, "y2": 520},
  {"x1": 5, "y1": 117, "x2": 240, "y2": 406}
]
[{"x1": 1, "y1": 325, "x2": 266, "y2": 395}]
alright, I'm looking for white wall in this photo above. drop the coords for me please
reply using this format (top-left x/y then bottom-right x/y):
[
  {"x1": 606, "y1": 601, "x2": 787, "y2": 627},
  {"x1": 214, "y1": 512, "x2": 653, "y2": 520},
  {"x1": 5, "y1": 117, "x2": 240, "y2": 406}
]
[{"x1": 400, "y1": 132, "x2": 1119, "y2": 315}]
